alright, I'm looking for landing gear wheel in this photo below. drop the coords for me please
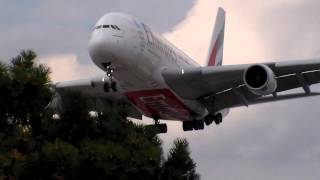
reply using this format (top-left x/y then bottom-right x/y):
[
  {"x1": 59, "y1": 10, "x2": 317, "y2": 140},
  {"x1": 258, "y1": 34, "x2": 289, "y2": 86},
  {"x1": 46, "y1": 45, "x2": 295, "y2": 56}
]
[
  {"x1": 103, "y1": 82, "x2": 110, "y2": 93},
  {"x1": 193, "y1": 120, "x2": 204, "y2": 130},
  {"x1": 183, "y1": 121, "x2": 193, "y2": 131},
  {"x1": 204, "y1": 114, "x2": 214, "y2": 126},
  {"x1": 199, "y1": 121, "x2": 204, "y2": 129},
  {"x1": 156, "y1": 123, "x2": 167, "y2": 134},
  {"x1": 214, "y1": 113, "x2": 223, "y2": 125},
  {"x1": 145, "y1": 123, "x2": 167, "y2": 134},
  {"x1": 111, "y1": 81, "x2": 117, "y2": 92}
]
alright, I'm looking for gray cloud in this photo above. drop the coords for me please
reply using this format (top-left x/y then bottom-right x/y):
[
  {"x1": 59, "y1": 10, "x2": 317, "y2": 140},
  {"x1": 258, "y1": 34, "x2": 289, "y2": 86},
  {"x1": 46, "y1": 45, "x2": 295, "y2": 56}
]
[
  {"x1": 0, "y1": 0, "x2": 194, "y2": 62},
  {"x1": 2, "y1": 1, "x2": 320, "y2": 180},
  {"x1": 160, "y1": 1, "x2": 320, "y2": 179},
  {"x1": 257, "y1": 1, "x2": 320, "y2": 59}
]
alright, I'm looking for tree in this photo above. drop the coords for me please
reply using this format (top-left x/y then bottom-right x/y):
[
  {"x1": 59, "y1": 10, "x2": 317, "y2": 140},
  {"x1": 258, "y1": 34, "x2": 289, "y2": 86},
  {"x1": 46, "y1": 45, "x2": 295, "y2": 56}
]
[
  {"x1": 0, "y1": 62, "x2": 11, "y2": 130},
  {"x1": 162, "y1": 138, "x2": 199, "y2": 180},
  {"x1": 0, "y1": 50, "x2": 198, "y2": 179},
  {"x1": 0, "y1": 50, "x2": 52, "y2": 135}
]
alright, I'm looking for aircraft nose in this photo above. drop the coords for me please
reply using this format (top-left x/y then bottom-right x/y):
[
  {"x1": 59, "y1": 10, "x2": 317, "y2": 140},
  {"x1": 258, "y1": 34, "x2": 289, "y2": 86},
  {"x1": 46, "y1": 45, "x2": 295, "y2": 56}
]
[{"x1": 88, "y1": 31, "x2": 115, "y2": 59}]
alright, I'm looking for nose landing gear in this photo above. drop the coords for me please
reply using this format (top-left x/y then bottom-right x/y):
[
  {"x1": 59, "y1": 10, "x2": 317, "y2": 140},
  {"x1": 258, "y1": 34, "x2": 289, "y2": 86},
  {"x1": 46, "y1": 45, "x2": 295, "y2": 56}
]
[{"x1": 102, "y1": 62, "x2": 117, "y2": 92}]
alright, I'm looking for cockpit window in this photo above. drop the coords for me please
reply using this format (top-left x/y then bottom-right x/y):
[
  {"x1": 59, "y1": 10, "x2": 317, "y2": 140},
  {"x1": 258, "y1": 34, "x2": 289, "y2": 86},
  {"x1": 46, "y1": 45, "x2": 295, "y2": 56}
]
[
  {"x1": 95, "y1": 25, "x2": 120, "y2": 31},
  {"x1": 115, "y1": 25, "x2": 121, "y2": 30}
]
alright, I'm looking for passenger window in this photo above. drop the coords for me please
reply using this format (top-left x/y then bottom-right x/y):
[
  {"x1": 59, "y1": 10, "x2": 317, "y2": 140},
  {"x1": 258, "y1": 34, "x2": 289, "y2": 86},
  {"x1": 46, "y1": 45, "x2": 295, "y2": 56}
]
[
  {"x1": 96, "y1": 25, "x2": 102, "y2": 29},
  {"x1": 111, "y1": 25, "x2": 116, "y2": 30},
  {"x1": 115, "y1": 25, "x2": 121, "y2": 30},
  {"x1": 103, "y1": 25, "x2": 108, "y2": 28}
]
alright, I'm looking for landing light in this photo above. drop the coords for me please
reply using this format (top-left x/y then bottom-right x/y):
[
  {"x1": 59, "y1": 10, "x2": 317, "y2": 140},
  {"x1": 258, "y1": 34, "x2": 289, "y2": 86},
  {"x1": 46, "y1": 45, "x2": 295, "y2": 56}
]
[
  {"x1": 89, "y1": 111, "x2": 99, "y2": 118},
  {"x1": 52, "y1": 114, "x2": 60, "y2": 120}
]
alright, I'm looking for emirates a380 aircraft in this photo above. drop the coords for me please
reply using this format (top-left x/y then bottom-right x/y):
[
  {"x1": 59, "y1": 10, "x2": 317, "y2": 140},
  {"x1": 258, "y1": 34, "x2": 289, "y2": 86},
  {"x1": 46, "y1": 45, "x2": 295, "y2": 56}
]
[{"x1": 54, "y1": 8, "x2": 320, "y2": 133}]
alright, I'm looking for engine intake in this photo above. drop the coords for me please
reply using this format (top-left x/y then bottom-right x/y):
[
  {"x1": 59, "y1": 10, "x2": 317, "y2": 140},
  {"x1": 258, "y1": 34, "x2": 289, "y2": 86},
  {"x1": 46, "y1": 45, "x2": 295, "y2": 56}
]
[{"x1": 243, "y1": 64, "x2": 277, "y2": 95}]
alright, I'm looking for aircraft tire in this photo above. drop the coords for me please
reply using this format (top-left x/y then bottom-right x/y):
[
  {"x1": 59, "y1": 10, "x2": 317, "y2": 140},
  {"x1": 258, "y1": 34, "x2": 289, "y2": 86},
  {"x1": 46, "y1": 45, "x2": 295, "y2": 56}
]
[
  {"x1": 183, "y1": 121, "x2": 193, "y2": 131},
  {"x1": 204, "y1": 114, "x2": 214, "y2": 126},
  {"x1": 194, "y1": 121, "x2": 199, "y2": 130},
  {"x1": 157, "y1": 123, "x2": 167, "y2": 133},
  {"x1": 214, "y1": 113, "x2": 223, "y2": 125},
  {"x1": 103, "y1": 82, "x2": 110, "y2": 93},
  {"x1": 145, "y1": 123, "x2": 167, "y2": 134},
  {"x1": 111, "y1": 81, "x2": 117, "y2": 92},
  {"x1": 193, "y1": 120, "x2": 204, "y2": 130},
  {"x1": 198, "y1": 120, "x2": 204, "y2": 130}
]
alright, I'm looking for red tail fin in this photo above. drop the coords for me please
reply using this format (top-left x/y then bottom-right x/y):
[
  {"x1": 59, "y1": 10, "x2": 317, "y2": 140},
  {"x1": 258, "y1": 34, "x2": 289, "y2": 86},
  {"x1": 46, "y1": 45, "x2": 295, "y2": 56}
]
[{"x1": 206, "y1": 8, "x2": 225, "y2": 66}]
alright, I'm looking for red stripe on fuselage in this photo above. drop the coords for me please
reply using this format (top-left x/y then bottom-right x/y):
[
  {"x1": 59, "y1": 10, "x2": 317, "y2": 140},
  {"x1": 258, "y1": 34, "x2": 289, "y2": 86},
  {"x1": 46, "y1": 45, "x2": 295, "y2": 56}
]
[{"x1": 125, "y1": 89, "x2": 191, "y2": 120}]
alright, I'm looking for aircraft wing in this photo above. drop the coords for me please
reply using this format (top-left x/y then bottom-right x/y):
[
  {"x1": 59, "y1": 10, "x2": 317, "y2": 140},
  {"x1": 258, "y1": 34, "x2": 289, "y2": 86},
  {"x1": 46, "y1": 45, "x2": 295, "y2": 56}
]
[
  {"x1": 163, "y1": 59, "x2": 320, "y2": 112},
  {"x1": 52, "y1": 76, "x2": 142, "y2": 120}
]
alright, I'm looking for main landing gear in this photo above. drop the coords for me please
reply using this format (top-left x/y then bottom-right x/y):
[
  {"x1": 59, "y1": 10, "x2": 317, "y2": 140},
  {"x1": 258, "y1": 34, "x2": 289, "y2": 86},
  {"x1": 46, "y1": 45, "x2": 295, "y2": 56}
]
[
  {"x1": 145, "y1": 117, "x2": 167, "y2": 134},
  {"x1": 102, "y1": 62, "x2": 117, "y2": 92},
  {"x1": 182, "y1": 120, "x2": 204, "y2": 131},
  {"x1": 204, "y1": 113, "x2": 222, "y2": 126},
  {"x1": 182, "y1": 113, "x2": 223, "y2": 131}
]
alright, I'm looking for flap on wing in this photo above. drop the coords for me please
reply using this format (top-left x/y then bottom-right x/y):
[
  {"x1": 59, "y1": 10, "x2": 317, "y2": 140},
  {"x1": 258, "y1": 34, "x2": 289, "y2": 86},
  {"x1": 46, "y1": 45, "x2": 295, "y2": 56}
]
[
  {"x1": 54, "y1": 76, "x2": 143, "y2": 120},
  {"x1": 276, "y1": 70, "x2": 320, "y2": 92},
  {"x1": 273, "y1": 59, "x2": 320, "y2": 76},
  {"x1": 56, "y1": 76, "x2": 124, "y2": 100},
  {"x1": 208, "y1": 85, "x2": 320, "y2": 112}
]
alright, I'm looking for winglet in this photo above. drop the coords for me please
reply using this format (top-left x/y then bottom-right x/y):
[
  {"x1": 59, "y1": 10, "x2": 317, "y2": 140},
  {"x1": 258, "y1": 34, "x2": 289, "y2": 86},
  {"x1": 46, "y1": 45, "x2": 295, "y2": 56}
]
[{"x1": 206, "y1": 7, "x2": 225, "y2": 66}]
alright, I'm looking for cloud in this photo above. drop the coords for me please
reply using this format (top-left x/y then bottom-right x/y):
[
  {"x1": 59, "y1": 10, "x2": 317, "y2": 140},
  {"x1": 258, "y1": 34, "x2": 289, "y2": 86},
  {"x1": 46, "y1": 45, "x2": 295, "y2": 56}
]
[
  {"x1": 38, "y1": 54, "x2": 103, "y2": 82},
  {"x1": 161, "y1": 0, "x2": 320, "y2": 179},
  {"x1": 0, "y1": 0, "x2": 194, "y2": 62},
  {"x1": 164, "y1": 0, "x2": 267, "y2": 65},
  {"x1": 3, "y1": 1, "x2": 320, "y2": 179}
]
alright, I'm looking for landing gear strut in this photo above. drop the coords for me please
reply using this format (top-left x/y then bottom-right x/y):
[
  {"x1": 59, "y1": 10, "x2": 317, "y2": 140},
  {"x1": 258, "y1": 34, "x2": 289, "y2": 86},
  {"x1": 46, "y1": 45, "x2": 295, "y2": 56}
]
[
  {"x1": 102, "y1": 62, "x2": 117, "y2": 92},
  {"x1": 154, "y1": 117, "x2": 160, "y2": 125},
  {"x1": 145, "y1": 117, "x2": 167, "y2": 134}
]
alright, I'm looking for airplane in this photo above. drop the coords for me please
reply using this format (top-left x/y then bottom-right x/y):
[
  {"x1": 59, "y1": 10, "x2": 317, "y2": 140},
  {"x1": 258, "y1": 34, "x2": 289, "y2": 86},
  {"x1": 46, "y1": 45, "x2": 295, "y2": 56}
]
[{"x1": 52, "y1": 7, "x2": 320, "y2": 133}]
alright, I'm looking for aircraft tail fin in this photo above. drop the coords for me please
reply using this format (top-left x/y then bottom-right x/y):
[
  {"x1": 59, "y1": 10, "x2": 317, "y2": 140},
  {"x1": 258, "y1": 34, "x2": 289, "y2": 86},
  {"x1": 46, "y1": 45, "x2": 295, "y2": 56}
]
[{"x1": 206, "y1": 7, "x2": 225, "y2": 66}]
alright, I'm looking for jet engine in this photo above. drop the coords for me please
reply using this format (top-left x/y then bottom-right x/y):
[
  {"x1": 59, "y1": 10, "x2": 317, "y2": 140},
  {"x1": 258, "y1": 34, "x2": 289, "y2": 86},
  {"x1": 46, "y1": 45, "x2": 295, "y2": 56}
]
[{"x1": 243, "y1": 64, "x2": 277, "y2": 95}]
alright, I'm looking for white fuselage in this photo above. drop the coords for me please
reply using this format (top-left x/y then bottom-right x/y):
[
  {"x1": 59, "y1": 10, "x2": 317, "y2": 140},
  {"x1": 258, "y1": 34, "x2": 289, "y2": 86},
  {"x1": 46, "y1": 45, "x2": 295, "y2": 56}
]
[{"x1": 89, "y1": 13, "x2": 208, "y2": 121}]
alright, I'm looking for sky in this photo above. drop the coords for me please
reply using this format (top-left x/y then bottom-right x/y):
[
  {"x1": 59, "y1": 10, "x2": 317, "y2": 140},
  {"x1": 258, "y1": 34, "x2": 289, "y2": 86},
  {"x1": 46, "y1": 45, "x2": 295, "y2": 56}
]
[{"x1": 1, "y1": 0, "x2": 320, "y2": 179}]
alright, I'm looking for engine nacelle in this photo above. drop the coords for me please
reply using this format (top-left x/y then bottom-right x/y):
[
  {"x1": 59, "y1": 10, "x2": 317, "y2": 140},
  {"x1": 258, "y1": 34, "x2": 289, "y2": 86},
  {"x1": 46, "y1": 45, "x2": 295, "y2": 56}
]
[{"x1": 243, "y1": 64, "x2": 277, "y2": 96}]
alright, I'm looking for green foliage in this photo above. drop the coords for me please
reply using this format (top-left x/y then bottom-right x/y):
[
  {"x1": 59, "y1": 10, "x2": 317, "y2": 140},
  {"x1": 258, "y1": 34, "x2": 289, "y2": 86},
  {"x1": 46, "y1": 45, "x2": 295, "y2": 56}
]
[
  {"x1": 0, "y1": 50, "x2": 52, "y2": 135},
  {"x1": 0, "y1": 50, "x2": 198, "y2": 179},
  {"x1": 162, "y1": 138, "x2": 199, "y2": 180}
]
